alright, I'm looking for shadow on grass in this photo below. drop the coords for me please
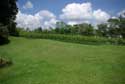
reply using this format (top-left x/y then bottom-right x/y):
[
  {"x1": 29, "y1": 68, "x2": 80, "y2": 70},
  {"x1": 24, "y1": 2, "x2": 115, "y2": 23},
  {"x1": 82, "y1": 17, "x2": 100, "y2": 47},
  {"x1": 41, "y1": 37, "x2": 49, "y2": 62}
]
[{"x1": 0, "y1": 36, "x2": 10, "y2": 45}]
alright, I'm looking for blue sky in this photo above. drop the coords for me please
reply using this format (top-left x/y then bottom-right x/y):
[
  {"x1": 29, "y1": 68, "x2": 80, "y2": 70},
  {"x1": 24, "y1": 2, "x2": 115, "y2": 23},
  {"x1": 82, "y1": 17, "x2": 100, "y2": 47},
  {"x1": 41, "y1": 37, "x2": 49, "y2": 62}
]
[
  {"x1": 18, "y1": 0, "x2": 125, "y2": 16},
  {"x1": 16, "y1": 0, "x2": 125, "y2": 29}
]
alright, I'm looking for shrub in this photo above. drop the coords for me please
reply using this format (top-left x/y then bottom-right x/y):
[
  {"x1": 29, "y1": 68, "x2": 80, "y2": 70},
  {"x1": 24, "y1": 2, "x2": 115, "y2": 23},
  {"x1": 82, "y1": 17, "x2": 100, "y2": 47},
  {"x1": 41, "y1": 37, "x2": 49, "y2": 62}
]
[
  {"x1": 0, "y1": 23, "x2": 10, "y2": 45},
  {"x1": 19, "y1": 31, "x2": 125, "y2": 45},
  {"x1": 0, "y1": 56, "x2": 12, "y2": 68}
]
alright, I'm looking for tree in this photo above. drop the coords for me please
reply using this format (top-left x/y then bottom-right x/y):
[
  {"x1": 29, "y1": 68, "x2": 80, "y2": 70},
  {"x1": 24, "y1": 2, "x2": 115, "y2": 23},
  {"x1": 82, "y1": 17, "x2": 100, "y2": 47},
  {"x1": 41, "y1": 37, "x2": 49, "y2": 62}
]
[
  {"x1": 108, "y1": 18, "x2": 121, "y2": 38},
  {"x1": 55, "y1": 21, "x2": 67, "y2": 34},
  {"x1": 34, "y1": 27, "x2": 42, "y2": 33},
  {"x1": 73, "y1": 23, "x2": 94, "y2": 36},
  {"x1": 0, "y1": 23, "x2": 9, "y2": 45},
  {"x1": 8, "y1": 22, "x2": 19, "y2": 36},
  {"x1": 56, "y1": 21, "x2": 66, "y2": 29},
  {"x1": 97, "y1": 23, "x2": 109, "y2": 37},
  {"x1": 119, "y1": 15, "x2": 125, "y2": 38},
  {"x1": 0, "y1": 0, "x2": 18, "y2": 37}
]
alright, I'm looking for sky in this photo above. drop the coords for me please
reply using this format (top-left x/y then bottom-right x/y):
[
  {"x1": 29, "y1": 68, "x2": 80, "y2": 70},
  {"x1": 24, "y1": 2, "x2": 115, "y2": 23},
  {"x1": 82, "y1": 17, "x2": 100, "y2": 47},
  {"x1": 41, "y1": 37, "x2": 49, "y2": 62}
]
[{"x1": 16, "y1": 0, "x2": 125, "y2": 30}]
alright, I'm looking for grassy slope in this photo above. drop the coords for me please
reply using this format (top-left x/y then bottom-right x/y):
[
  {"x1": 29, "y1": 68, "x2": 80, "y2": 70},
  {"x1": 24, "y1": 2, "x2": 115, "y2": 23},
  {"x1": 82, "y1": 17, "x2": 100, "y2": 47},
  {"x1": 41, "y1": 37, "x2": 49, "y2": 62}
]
[{"x1": 0, "y1": 37, "x2": 125, "y2": 84}]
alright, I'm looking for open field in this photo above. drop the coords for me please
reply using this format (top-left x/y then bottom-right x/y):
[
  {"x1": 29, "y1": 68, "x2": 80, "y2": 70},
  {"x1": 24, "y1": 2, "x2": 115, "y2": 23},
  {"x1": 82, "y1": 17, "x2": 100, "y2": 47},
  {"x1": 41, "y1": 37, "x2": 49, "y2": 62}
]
[{"x1": 0, "y1": 37, "x2": 125, "y2": 84}]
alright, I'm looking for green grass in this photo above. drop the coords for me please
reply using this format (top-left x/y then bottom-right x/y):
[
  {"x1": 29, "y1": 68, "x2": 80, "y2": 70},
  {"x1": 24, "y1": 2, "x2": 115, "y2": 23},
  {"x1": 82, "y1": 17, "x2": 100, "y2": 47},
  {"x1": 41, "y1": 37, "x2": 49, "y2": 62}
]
[{"x1": 0, "y1": 37, "x2": 125, "y2": 84}]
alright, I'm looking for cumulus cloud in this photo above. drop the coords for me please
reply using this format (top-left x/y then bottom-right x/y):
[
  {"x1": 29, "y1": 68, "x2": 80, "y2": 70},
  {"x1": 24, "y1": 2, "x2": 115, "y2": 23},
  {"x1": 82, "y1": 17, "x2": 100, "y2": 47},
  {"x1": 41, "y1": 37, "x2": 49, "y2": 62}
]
[
  {"x1": 60, "y1": 2, "x2": 110, "y2": 25},
  {"x1": 118, "y1": 10, "x2": 125, "y2": 17},
  {"x1": 60, "y1": 2, "x2": 92, "y2": 25},
  {"x1": 23, "y1": 1, "x2": 33, "y2": 9},
  {"x1": 16, "y1": 2, "x2": 111, "y2": 29},
  {"x1": 93, "y1": 9, "x2": 110, "y2": 23},
  {"x1": 60, "y1": 2, "x2": 92, "y2": 20},
  {"x1": 16, "y1": 10, "x2": 57, "y2": 30}
]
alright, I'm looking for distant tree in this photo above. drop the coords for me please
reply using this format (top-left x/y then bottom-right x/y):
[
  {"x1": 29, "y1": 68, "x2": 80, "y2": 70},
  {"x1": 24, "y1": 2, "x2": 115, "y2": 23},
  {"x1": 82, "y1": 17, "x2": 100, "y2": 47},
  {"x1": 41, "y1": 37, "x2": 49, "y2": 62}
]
[
  {"x1": 56, "y1": 21, "x2": 66, "y2": 29},
  {"x1": 73, "y1": 23, "x2": 94, "y2": 36},
  {"x1": 72, "y1": 25, "x2": 80, "y2": 35},
  {"x1": 34, "y1": 27, "x2": 42, "y2": 33},
  {"x1": 64, "y1": 25, "x2": 72, "y2": 34},
  {"x1": 55, "y1": 21, "x2": 72, "y2": 34},
  {"x1": 108, "y1": 18, "x2": 121, "y2": 38},
  {"x1": 26, "y1": 28, "x2": 30, "y2": 32},
  {"x1": 119, "y1": 15, "x2": 125, "y2": 38},
  {"x1": 97, "y1": 23, "x2": 109, "y2": 37}
]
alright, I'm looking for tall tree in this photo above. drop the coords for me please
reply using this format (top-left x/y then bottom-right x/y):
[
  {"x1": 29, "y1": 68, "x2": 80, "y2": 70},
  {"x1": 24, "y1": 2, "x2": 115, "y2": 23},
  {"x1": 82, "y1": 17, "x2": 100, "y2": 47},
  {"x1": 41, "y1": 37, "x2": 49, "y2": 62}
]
[
  {"x1": 0, "y1": 0, "x2": 18, "y2": 25},
  {"x1": 97, "y1": 23, "x2": 109, "y2": 37},
  {"x1": 0, "y1": 0, "x2": 18, "y2": 37},
  {"x1": 108, "y1": 18, "x2": 121, "y2": 38},
  {"x1": 74, "y1": 23, "x2": 94, "y2": 36},
  {"x1": 119, "y1": 15, "x2": 125, "y2": 38}
]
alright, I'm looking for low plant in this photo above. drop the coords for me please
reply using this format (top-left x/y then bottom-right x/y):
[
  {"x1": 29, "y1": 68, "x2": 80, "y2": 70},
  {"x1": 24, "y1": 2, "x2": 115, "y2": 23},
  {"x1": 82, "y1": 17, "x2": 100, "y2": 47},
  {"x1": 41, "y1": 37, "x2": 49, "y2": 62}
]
[{"x1": 0, "y1": 56, "x2": 12, "y2": 68}]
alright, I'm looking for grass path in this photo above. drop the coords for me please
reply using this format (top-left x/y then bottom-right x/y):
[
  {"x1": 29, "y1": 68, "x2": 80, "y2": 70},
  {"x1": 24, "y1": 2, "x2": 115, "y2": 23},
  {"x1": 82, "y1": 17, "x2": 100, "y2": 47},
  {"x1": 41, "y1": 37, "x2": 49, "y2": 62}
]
[{"x1": 0, "y1": 37, "x2": 125, "y2": 84}]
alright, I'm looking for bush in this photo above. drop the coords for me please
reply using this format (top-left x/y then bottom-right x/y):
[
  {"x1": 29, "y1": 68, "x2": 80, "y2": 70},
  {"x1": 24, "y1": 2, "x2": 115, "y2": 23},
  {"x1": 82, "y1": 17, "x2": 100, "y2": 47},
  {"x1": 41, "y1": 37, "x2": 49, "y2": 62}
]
[
  {"x1": 0, "y1": 23, "x2": 10, "y2": 45},
  {"x1": 19, "y1": 31, "x2": 125, "y2": 45},
  {"x1": 0, "y1": 56, "x2": 12, "y2": 68},
  {"x1": 7, "y1": 22, "x2": 19, "y2": 37}
]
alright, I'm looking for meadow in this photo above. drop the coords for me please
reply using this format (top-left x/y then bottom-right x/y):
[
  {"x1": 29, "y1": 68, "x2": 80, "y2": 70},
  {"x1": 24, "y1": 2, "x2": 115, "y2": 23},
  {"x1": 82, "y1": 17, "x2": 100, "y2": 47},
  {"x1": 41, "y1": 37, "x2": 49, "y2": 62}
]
[{"x1": 0, "y1": 37, "x2": 125, "y2": 84}]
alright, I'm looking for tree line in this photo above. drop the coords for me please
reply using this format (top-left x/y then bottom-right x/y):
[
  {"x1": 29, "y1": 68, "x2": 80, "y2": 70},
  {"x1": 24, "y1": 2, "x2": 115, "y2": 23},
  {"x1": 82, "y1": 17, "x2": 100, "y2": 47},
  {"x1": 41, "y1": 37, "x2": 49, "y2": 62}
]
[
  {"x1": 0, "y1": 0, "x2": 125, "y2": 45},
  {"x1": 21, "y1": 14, "x2": 125, "y2": 39}
]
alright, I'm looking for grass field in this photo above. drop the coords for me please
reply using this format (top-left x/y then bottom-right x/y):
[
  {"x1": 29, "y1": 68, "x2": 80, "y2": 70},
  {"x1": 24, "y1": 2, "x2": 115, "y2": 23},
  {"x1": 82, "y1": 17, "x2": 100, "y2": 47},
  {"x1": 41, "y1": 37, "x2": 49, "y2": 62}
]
[{"x1": 0, "y1": 37, "x2": 125, "y2": 84}]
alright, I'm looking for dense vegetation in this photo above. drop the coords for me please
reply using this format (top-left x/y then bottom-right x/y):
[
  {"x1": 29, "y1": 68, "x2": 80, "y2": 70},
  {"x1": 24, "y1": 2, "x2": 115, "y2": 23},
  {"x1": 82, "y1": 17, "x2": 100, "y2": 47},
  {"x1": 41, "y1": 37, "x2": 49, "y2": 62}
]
[
  {"x1": 0, "y1": 0, "x2": 18, "y2": 45},
  {"x1": 19, "y1": 32, "x2": 125, "y2": 45},
  {"x1": 17, "y1": 14, "x2": 125, "y2": 45},
  {"x1": 19, "y1": 14, "x2": 125, "y2": 39}
]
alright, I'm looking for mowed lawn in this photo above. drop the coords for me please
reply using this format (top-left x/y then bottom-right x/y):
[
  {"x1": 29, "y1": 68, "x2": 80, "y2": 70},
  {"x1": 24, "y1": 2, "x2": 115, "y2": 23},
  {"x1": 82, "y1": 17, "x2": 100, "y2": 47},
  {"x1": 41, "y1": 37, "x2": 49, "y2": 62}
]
[{"x1": 0, "y1": 37, "x2": 125, "y2": 84}]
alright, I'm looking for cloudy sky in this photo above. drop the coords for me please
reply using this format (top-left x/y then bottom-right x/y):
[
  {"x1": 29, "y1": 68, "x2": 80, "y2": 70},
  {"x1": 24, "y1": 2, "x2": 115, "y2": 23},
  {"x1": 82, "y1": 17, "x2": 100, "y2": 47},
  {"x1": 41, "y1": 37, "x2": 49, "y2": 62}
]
[{"x1": 16, "y1": 0, "x2": 125, "y2": 30}]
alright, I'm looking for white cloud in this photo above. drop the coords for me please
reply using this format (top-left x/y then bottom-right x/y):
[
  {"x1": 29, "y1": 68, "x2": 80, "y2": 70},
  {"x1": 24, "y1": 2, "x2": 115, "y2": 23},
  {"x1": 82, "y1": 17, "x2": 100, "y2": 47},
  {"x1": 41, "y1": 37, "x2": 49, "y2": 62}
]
[
  {"x1": 60, "y1": 2, "x2": 110, "y2": 25},
  {"x1": 111, "y1": 16, "x2": 117, "y2": 19},
  {"x1": 118, "y1": 10, "x2": 125, "y2": 17},
  {"x1": 23, "y1": 1, "x2": 33, "y2": 9},
  {"x1": 60, "y1": 2, "x2": 92, "y2": 24},
  {"x1": 16, "y1": 10, "x2": 57, "y2": 30},
  {"x1": 16, "y1": 2, "x2": 111, "y2": 29},
  {"x1": 93, "y1": 9, "x2": 110, "y2": 23}
]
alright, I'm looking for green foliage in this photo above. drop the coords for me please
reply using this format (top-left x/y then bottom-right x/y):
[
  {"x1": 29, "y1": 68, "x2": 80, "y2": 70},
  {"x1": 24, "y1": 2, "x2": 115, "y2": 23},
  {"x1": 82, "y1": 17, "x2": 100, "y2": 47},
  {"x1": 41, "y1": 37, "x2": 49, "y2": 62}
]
[
  {"x1": 97, "y1": 23, "x2": 109, "y2": 37},
  {"x1": 119, "y1": 16, "x2": 125, "y2": 38},
  {"x1": 20, "y1": 31, "x2": 125, "y2": 45},
  {"x1": 32, "y1": 22, "x2": 95, "y2": 36},
  {"x1": 107, "y1": 14, "x2": 125, "y2": 38},
  {"x1": 0, "y1": 23, "x2": 8, "y2": 38},
  {"x1": 74, "y1": 23, "x2": 94, "y2": 36},
  {"x1": 34, "y1": 27, "x2": 42, "y2": 33},
  {"x1": 7, "y1": 22, "x2": 19, "y2": 36},
  {"x1": 108, "y1": 18, "x2": 121, "y2": 38},
  {"x1": 0, "y1": 0, "x2": 18, "y2": 37},
  {"x1": 0, "y1": 23, "x2": 9, "y2": 45},
  {"x1": 0, "y1": 56, "x2": 12, "y2": 68},
  {"x1": 0, "y1": 0, "x2": 18, "y2": 25}
]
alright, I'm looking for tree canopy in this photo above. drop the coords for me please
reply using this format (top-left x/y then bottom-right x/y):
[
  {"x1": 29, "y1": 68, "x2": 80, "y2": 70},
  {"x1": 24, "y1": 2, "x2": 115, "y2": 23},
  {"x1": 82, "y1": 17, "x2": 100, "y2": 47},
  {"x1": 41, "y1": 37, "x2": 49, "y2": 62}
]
[
  {"x1": 0, "y1": 0, "x2": 18, "y2": 25},
  {"x1": 0, "y1": 0, "x2": 18, "y2": 44}
]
